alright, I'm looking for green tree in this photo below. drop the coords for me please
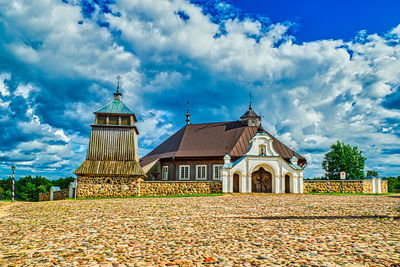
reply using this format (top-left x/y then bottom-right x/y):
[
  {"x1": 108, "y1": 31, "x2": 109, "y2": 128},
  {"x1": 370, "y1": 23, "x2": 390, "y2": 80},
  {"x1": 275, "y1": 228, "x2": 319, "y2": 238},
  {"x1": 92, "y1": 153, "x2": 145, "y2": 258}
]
[
  {"x1": 386, "y1": 176, "x2": 400, "y2": 193},
  {"x1": 322, "y1": 141, "x2": 367, "y2": 180},
  {"x1": 51, "y1": 177, "x2": 75, "y2": 189},
  {"x1": 0, "y1": 186, "x2": 4, "y2": 199},
  {"x1": 366, "y1": 170, "x2": 379, "y2": 177}
]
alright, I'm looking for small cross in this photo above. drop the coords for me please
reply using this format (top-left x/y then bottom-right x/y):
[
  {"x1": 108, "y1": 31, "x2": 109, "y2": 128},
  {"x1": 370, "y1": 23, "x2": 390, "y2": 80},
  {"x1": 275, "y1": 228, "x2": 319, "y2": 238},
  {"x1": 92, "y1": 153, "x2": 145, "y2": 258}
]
[{"x1": 116, "y1": 75, "x2": 121, "y2": 93}]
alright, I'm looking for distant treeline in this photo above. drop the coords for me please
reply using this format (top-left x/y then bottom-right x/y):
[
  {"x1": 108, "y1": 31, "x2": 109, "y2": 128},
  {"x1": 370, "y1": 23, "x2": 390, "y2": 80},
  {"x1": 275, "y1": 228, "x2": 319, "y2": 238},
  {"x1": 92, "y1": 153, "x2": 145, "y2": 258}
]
[
  {"x1": 307, "y1": 176, "x2": 400, "y2": 193},
  {"x1": 0, "y1": 176, "x2": 75, "y2": 202}
]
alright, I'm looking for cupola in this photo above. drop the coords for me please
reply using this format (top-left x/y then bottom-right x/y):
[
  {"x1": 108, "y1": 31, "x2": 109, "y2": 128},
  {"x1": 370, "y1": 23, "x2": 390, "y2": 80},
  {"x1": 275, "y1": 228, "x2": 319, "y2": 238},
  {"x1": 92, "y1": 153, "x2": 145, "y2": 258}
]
[
  {"x1": 241, "y1": 93, "x2": 261, "y2": 127},
  {"x1": 94, "y1": 77, "x2": 137, "y2": 128}
]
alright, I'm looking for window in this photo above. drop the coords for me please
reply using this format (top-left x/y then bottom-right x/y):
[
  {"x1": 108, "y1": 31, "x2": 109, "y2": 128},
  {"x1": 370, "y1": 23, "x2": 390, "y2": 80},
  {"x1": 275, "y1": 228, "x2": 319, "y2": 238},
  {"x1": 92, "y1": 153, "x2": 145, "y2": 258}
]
[
  {"x1": 196, "y1": 165, "x2": 207, "y2": 180},
  {"x1": 179, "y1": 165, "x2": 190, "y2": 180},
  {"x1": 213, "y1": 165, "x2": 222, "y2": 180},
  {"x1": 96, "y1": 115, "x2": 107, "y2": 125},
  {"x1": 162, "y1": 166, "x2": 168, "y2": 180},
  {"x1": 259, "y1": 144, "x2": 266, "y2": 156},
  {"x1": 109, "y1": 115, "x2": 119, "y2": 125},
  {"x1": 121, "y1": 116, "x2": 130, "y2": 126}
]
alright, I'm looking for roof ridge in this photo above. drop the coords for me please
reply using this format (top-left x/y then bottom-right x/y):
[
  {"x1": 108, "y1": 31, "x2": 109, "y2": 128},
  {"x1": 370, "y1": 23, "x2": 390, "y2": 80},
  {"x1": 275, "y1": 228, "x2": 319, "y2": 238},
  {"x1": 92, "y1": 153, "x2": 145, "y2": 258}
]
[
  {"x1": 186, "y1": 120, "x2": 237, "y2": 126},
  {"x1": 95, "y1": 99, "x2": 134, "y2": 114}
]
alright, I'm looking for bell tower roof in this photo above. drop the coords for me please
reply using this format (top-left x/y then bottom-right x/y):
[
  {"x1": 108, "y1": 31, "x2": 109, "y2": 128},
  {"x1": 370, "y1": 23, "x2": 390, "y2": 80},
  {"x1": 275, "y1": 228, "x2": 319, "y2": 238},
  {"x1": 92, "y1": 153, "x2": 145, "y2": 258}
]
[
  {"x1": 95, "y1": 75, "x2": 134, "y2": 115},
  {"x1": 95, "y1": 100, "x2": 134, "y2": 115}
]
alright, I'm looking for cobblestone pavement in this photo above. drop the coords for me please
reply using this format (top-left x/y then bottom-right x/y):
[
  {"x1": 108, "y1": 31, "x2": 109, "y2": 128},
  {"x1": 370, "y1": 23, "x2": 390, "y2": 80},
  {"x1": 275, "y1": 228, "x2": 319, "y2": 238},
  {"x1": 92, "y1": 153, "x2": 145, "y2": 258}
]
[{"x1": 1, "y1": 194, "x2": 399, "y2": 266}]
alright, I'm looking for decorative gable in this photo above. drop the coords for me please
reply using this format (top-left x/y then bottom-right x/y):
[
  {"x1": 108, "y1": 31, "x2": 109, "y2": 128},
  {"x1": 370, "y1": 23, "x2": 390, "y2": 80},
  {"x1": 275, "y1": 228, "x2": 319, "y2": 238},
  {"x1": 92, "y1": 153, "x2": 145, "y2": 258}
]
[{"x1": 245, "y1": 132, "x2": 279, "y2": 157}]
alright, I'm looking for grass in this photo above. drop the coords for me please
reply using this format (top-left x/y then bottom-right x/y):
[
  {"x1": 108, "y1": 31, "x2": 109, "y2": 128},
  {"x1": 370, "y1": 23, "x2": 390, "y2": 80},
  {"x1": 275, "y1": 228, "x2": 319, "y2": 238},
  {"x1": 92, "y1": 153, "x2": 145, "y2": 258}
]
[
  {"x1": 307, "y1": 192, "x2": 392, "y2": 195},
  {"x1": 76, "y1": 193, "x2": 224, "y2": 200}
]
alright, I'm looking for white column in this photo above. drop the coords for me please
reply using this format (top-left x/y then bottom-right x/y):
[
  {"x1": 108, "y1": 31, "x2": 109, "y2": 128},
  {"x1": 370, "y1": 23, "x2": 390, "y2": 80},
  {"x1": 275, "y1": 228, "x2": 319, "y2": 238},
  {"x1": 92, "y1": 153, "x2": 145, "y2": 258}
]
[
  {"x1": 299, "y1": 176, "x2": 304, "y2": 193},
  {"x1": 377, "y1": 179, "x2": 381, "y2": 193},
  {"x1": 228, "y1": 173, "x2": 233, "y2": 193},
  {"x1": 222, "y1": 170, "x2": 228, "y2": 193},
  {"x1": 274, "y1": 176, "x2": 280, "y2": 193},
  {"x1": 50, "y1": 190, "x2": 54, "y2": 201},
  {"x1": 292, "y1": 176, "x2": 298, "y2": 193},
  {"x1": 247, "y1": 175, "x2": 252, "y2": 193},
  {"x1": 240, "y1": 175, "x2": 247, "y2": 193},
  {"x1": 372, "y1": 178, "x2": 376, "y2": 193},
  {"x1": 281, "y1": 175, "x2": 285, "y2": 193}
]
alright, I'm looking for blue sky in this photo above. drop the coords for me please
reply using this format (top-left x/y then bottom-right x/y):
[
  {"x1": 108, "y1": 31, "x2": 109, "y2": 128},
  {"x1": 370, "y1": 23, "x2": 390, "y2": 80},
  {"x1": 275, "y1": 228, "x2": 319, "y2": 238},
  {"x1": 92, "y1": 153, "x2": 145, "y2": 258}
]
[{"x1": 0, "y1": 0, "x2": 399, "y2": 179}]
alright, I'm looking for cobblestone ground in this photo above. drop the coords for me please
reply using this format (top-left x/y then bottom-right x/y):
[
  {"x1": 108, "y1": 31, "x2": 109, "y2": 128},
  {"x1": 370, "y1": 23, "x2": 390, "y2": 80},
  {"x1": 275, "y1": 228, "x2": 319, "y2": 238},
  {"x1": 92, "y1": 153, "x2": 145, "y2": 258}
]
[{"x1": 1, "y1": 194, "x2": 399, "y2": 266}]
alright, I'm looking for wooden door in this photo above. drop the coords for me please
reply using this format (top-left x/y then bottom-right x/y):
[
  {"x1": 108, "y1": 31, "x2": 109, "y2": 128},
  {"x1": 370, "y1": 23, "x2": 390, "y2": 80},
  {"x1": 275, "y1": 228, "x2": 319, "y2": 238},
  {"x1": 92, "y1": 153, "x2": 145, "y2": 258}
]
[
  {"x1": 285, "y1": 175, "x2": 290, "y2": 193},
  {"x1": 252, "y1": 168, "x2": 272, "y2": 193},
  {"x1": 233, "y1": 174, "x2": 240, "y2": 193}
]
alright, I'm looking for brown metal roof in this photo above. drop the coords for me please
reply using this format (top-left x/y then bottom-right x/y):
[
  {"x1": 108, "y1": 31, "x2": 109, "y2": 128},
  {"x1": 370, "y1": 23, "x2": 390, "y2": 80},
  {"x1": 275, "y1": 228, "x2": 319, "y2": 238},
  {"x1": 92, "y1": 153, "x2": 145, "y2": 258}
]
[{"x1": 139, "y1": 121, "x2": 306, "y2": 167}]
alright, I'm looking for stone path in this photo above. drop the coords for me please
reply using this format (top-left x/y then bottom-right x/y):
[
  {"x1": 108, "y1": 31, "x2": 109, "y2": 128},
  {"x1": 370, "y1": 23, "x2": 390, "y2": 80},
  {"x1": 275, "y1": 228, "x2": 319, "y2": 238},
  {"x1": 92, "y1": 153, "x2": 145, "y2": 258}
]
[{"x1": 0, "y1": 194, "x2": 399, "y2": 266}]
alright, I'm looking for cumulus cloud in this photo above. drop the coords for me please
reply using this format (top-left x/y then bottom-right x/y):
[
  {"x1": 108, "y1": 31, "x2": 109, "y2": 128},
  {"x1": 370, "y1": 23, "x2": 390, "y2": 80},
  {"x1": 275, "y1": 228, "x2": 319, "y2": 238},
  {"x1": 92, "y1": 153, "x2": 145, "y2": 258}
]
[{"x1": 0, "y1": 0, "x2": 399, "y2": 178}]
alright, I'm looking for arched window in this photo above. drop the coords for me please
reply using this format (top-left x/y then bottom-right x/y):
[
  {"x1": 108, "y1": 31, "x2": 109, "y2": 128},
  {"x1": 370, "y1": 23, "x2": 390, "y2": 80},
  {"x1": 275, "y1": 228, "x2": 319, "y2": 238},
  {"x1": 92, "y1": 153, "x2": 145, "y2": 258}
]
[{"x1": 259, "y1": 145, "x2": 266, "y2": 156}]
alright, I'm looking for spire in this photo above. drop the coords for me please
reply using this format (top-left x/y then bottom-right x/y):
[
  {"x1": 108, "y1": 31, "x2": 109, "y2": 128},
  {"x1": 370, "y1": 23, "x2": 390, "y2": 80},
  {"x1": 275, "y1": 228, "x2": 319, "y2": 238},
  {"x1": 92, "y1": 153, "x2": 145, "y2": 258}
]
[
  {"x1": 114, "y1": 75, "x2": 122, "y2": 100},
  {"x1": 240, "y1": 92, "x2": 261, "y2": 127},
  {"x1": 185, "y1": 100, "x2": 191, "y2": 125},
  {"x1": 249, "y1": 92, "x2": 252, "y2": 110}
]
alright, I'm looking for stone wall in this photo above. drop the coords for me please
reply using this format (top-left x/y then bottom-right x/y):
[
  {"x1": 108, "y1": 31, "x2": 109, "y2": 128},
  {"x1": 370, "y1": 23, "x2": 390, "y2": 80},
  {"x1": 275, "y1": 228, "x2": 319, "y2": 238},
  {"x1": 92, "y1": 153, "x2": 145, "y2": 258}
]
[
  {"x1": 140, "y1": 181, "x2": 222, "y2": 196},
  {"x1": 362, "y1": 180, "x2": 372, "y2": 193},
  {"x1": 77, "y1": 176, "x2": 140, "y2": 198},
  {"x1": 381, "y1": 180, "x2": 388, "y2": 193},
  {"x1": 304, "y1": 180, "x2": 388, "y2": 193},
  {"x1": 53, "y1": 189, "x2": 69, "y2": 200},
  {"x1": 77, "y1": 176, "x2": 222, "y2": 198},
  {"x1": 39, "y1": 192, "x2": 50, "y2": 201}
]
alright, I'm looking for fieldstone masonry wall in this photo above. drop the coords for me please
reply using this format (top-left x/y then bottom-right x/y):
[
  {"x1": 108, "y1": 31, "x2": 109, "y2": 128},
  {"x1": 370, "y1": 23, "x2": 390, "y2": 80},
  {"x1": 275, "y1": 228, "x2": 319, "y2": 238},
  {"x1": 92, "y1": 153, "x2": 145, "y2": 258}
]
[
  {"x1": 77, "y1": 176, "x2": 222, "y2": 198},
  {"x1": 140, "y1": 181, "x2": 222, "y2": 196},
  {"x1": 77, "y1": 176, "x2": 140, "y2": 198},
  {"x1": 39, "y1": 192, "x2": 50, "y2": 201},
  {"x1": 382, "y1": 180, "x2": 388, "y2": 193},
  {"x1": 304, "y1": 180, "x2": 388, "y2": 193},
  {"x1": 53, "y1": 189, "x2": 69, "y2": 200},
  {"x1": 39, "y1": 188, "x2": 71, "y2": 201}
]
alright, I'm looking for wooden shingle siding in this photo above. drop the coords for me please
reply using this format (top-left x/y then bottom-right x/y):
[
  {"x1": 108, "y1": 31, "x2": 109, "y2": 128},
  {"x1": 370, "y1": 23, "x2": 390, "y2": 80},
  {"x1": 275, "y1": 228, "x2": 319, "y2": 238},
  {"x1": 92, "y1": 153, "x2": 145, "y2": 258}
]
[
  {"x1": 74, "y1": 160, "x2": 144, "y2": 176},
  {"x1": 87, "y1": 126, "x2": 136, "y2": 161}
]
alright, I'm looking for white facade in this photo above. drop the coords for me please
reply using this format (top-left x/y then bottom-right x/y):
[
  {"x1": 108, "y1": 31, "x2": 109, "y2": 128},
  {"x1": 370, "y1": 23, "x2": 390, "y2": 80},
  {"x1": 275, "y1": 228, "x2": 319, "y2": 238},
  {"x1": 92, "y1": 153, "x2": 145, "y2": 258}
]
[{"x1": 221, "y1": 132, "x2": 304, "y2": 193}]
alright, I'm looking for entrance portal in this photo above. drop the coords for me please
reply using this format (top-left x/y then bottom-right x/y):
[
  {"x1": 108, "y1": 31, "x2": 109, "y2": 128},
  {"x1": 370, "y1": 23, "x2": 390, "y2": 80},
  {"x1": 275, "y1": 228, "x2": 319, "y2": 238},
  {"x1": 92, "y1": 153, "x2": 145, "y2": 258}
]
[
  {"x1": 233, "y1": 174, "x2": 240, "y2": 193},
  {"x1": 285, "y1": 175, "x2": 290, "y2": 193},
  {"x1": 251, "y1": 167, "x2": 272, "y2": 193}
]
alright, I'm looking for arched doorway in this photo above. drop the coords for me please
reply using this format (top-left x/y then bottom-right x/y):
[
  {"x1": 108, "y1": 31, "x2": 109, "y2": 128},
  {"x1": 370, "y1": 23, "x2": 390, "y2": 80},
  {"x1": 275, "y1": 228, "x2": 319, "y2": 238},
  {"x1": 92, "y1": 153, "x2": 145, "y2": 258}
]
[
  {"x1": 233, "y1": 173, "x2": 240, "y2": 193},
  {"x1": 285, "y1": 175, "x2": 291, "y2": 193},
  {"x1": 252, "y1": 167, "x2": 272, "y2": 193}
]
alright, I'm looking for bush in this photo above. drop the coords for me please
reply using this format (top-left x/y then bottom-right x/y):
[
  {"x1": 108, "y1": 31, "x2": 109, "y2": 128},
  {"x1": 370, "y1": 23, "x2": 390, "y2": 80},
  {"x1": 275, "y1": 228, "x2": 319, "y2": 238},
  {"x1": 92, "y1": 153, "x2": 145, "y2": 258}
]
[
  {"x1": 386, "y1": 176, "x2": 400, "y2": 193},
  {"x1": 0, "y1": 176, "x2": 75, "y2": 202}
]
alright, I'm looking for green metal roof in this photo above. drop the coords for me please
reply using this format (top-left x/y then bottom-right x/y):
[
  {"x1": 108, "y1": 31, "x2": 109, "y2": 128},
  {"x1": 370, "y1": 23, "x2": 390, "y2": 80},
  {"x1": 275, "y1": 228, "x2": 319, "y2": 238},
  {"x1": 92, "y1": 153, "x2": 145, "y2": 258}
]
[{"x1": 95, "y1": 100, "x2": 134, "y2": 114}]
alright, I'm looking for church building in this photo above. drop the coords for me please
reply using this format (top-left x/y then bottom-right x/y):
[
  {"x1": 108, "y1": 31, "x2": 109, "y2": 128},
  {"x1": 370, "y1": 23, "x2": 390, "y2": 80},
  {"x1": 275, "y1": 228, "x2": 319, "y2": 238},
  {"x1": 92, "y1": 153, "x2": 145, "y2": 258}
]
[
  {"x1": 74, "y1": 82, "x2": 145, "y2": 198},
  {"x1": 140, "y1": 99, "x2": 307, "y2": 194}
]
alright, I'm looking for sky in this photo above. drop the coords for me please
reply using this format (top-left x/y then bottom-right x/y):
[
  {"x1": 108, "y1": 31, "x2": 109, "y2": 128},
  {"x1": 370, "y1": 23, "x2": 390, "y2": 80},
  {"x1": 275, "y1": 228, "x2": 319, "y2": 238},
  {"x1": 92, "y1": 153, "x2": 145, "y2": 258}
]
[{"x1": 0, "y1": 0, "x2": 399, "y2": 179}]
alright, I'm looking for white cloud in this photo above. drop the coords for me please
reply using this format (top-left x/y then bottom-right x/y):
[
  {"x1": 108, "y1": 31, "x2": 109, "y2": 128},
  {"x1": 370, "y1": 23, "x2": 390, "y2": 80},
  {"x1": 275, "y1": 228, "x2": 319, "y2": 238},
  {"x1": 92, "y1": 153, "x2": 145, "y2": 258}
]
[
  {"x1": 0, "y1": 72, "x2": 11, "y2": 97},
  {"x1": 0, "y1": 0, "x2": 399, "y2": 178}
]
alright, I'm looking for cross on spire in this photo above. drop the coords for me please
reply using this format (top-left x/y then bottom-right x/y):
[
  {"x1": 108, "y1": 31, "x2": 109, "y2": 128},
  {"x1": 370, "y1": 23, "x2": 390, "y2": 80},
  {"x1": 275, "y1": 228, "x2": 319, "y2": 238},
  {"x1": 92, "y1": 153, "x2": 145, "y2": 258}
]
[
  {"x1": 114, "y1": 75, "x2": 122, "y2": 100},
  {"x1": 185, "y1": 100, "x2": 191, "y2": 125},
  {"x1": 249, "y1": 92, "x2": 253, "y2": 110},
  {"x1": 116, "y1": 75, "x2": 121, "y2": 94}
]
